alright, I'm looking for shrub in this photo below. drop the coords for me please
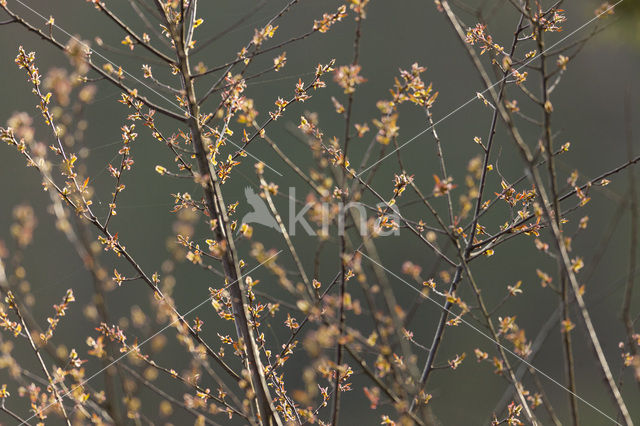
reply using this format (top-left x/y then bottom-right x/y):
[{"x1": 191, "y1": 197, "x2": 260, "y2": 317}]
[{"x1": 0, "y1": 1, "x2": 637, "y2": 425}]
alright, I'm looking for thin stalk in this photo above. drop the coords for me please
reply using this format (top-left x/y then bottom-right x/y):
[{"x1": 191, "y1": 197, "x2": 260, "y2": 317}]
[
  {"x1": 621, "y1": 89, "x2": 639, "y2": 381},
  {"x1": 537, "y1": 27, "x2": 579, "y2": 425}
]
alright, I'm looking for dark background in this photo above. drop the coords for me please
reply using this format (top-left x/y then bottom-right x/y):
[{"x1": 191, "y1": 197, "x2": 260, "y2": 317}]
[{"x1": 0, "y1": 1, "x2": 639, "y2": 424}]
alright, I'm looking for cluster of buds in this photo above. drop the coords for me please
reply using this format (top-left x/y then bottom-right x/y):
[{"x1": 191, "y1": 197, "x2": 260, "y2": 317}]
[
  {"x1": 313, "y1": 5, "x2": 347, "y2": 33},
  {"x1": 533, "y1": 8, "x2": 566, "y2": 33},
  {"x1": 465, "y1": 24, "x2": 505, "y2": 55},
  {"x1": 40, "y1": 289, "x2": 75, "y2": 343}
]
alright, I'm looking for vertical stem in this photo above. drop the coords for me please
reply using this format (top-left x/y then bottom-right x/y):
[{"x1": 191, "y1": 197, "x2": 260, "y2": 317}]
[
  {"x1": 333, "y1": 12, "x2": 364, "y2": 424},
  {"x1": 331, "y1": 238, "x2": 346, "y2": 425},
  {"x1": 342, "y1": 17, "x2": 362, "y2": 165},
  {"x1": 75, "y1": 221, "x2": 125, "y2": 426},
  {"x1": 560, "y1": 272, "x2": 579, "y2": 424},
  {"x1": 427, "y1": 108, "x2": 455, "y2": 226},
  {"x1": 621, "y1": 88, "x2": 638, "y2": 375},
  {"x1": 171, "y1": 16, "x2": 281, "y2": 426},
  {"x1": 537, "y1": 29, "x2": 579, "y2": 425}
]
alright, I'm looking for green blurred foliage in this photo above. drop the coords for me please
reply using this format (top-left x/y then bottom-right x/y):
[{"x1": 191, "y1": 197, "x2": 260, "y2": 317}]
[{"x1": 601, "y1": 1, "x2": 640, "y2": 46}]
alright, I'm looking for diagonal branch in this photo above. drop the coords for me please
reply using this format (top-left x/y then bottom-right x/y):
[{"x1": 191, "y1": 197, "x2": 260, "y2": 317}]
[{"x1": 0, "y1": 3, "x2": 185, "y2": 122}]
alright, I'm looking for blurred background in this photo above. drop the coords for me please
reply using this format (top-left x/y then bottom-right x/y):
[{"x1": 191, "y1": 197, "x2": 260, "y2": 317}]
[{"x1": 0, "y1": 0, "x2": 639, "y2": 424}]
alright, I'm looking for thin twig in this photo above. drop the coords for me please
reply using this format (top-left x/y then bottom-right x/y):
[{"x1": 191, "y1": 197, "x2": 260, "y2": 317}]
[{"x1": 621, "y1": 88, "x2": 639, "y2": 383}]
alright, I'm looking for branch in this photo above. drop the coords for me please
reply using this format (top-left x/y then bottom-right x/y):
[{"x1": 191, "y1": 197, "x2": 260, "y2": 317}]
[
  {"x1": 89, "y1": 1, "x2": 176, "y2": 64},
  {"x1": 171, "y1": 18, "x2": 283, "y2": 425},
  {"x1": 4, "y1": 292, "x2": 73, "y2": 426},
  {"x1": 439, "y1": 0, "x2": 633, "y2": 420},
  {"x1": 0, "y1": 4, "x2": 186, "y2": 122}
]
